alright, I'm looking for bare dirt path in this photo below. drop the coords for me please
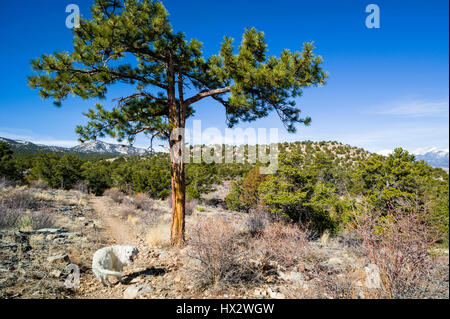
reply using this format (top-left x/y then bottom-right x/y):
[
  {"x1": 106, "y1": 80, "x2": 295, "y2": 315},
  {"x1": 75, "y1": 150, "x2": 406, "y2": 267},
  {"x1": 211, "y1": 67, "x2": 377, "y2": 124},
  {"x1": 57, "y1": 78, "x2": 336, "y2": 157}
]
[
  {"x1": 78, "y1": 196, "x2": 149, "y2": 299},
  {"x1": 89, "y1": 196, "x2": 138, "y2": 246}
]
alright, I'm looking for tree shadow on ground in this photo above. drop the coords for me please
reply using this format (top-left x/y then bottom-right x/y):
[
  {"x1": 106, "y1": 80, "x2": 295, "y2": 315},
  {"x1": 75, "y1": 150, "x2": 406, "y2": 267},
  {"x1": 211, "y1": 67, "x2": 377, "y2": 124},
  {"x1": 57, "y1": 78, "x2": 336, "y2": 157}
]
[{"x1": 122, "y1": 267, "x2": 166, "y2": 284}]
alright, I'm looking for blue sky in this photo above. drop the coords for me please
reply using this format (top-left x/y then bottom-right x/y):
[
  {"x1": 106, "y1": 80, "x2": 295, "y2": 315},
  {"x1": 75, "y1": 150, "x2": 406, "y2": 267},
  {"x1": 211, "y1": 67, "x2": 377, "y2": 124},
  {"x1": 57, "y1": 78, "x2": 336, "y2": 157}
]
[{"x1": 0, "y1": 0, "x2": 448, "y2": 153}]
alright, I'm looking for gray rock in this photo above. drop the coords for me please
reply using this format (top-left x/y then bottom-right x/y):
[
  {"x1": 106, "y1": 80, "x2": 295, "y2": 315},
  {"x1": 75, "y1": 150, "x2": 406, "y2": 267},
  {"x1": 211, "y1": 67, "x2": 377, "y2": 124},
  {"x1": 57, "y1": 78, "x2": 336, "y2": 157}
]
[
  {"x1": 46, "y1": 234, "x2": 56, "y2": 241},
  {"x1": 66, "y1": 232, "x2": 83, "y2": 239},
  {"x1": 327, "y1": 257, "x2": 344, "y2": 265},
  {"x1": 279, "y1": 271, "x2": 304, "y2": 283},
  {"x1": 267, "y1": 287, "x2": 285, "y2": 299},
  {"x1": 364, "y1": 264, "x2": 382, "y2": 289},
  {"x1": 123, "y1": 284, "x2": 155, "y2": 299},
  {"x1": 37, "y1": 228, "x2": 68, "y2": 234},
  {"x1": 47, "y1": 253, "x2": 70, "y2": 264},
  {"x1": 158, "y1": 251, "x2": 169, "y2": 259},
  {"x1": 50, "y1": 269, "x2": 62, "y2": 278},
  {"x1": 130, "y1": 277, "x2": 143, "y2": 284},
  {"x1": 354, "y1": 263, "x2": 382, "y2": 289}
]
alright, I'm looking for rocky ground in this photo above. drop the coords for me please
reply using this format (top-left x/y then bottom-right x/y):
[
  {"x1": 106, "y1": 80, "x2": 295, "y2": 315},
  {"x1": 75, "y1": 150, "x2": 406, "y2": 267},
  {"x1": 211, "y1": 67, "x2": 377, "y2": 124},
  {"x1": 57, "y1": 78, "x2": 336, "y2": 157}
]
[{"x1": 0, "y1": 186, "x2": 448, "y2": 299}]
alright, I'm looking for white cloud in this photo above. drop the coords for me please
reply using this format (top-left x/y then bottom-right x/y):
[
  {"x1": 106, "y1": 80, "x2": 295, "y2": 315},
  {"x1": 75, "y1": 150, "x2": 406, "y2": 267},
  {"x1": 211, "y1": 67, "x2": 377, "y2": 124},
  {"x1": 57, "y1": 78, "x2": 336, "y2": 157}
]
[
  {"x1": 377, "y1": 149, "x2": 393, "y2": 156},
  {"x1": 287, "y1": 123, "x2": 449, "y2": 154},
  {"x1": 376, "y1": 147, "x2": 450, "y2": 156},
  {"x1": 0, "y1": 130, "x2": 78, "y2": 148},
  {"x1": 411, "y1": 146, "x2": 449, "y2": 155},
  {"x1": 0, "y1": 128, "x2": 169, "y2": 152},
  {"x1": 373, "y1": 97, "x2": 449, "y2": 117},
  {"x1": 0, "y1": 129, "x2": 131, "y2": 149},
  {"x1": 33, "y1": 139, "x2": 79, "y2": 147}
]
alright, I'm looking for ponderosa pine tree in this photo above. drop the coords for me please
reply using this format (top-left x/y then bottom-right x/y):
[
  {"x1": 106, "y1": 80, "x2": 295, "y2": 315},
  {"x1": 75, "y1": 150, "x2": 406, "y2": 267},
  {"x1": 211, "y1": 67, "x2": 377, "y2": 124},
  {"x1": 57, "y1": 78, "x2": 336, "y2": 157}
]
[
  {"x1": 0, "y1": 142, "x2": 20, "y2": 182},
  {"x1": 28, "y1": 0, "x2": 327, "y2": 246}
]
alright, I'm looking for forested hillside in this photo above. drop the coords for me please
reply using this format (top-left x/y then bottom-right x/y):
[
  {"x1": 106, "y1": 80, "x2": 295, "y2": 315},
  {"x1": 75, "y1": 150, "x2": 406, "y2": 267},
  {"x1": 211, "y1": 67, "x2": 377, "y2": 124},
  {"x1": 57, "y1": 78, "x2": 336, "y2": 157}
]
[{"x1": 1, "y1": 140, "x2": 448, "y2": 245}]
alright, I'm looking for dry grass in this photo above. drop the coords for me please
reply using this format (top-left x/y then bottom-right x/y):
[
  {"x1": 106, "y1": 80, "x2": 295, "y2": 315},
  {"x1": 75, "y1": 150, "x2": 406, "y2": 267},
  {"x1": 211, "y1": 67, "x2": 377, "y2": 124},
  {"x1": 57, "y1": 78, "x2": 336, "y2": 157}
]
[
  {"x1": 133, "y1": 193, "x2": 151, "y2": 210},
  {"x1": 145, "y1": 223, "x2": 171, "y2": 247},
  {"x1": 282, "y1": 203, "x2": 449, "y2": 299},
  {"x1": 0, "y1": 188, "x2": 55, "y2": 230},
  {"x1": 242, "y1": 211, "x2": 272, "y2": 237},
  {"x1": 118, "y1": 205, "x2": 136, "y2": 219},
  {"x1": 103, "y1": 188, "x2": 124, "y2": 203},
  {"x1": 29, "y1": 179, "x2": 49, "y2": 190},
  {"x1": 186, "y1": 218, "x2": 259, "y2": 289},
  {"x1": 0, "y1": 208, "x2": 20, "y2": 229},
  {"x1": 183, "y1": 215, "x2": 317, "y2": 292},
  {"x1": 251, "y1": 222, "x2": 311, "y2": 271},
  {"x1": 127, "y1": 214, "x2": 140, "y2": 225},
  {"x1": 351, "y1": 205, "x2": 446, "y2": 299},
  {"x1": 0, "y1": 177, "x2": 15, "y2": 188},
  {"x1": 0, "y1": 188, "x2": 45, "y2": 211},
  {"x1": 33, "y1": 189, "x2": 87, "y2": 207},
  {"x1": 186, "y1": 199, "x2": 199, "y2": 216},
  {"x1": 29, "y1": 209, "x2": 55, "y2": 229},
  {"x1": 0, "y1": 187, "x2": 55, "y2": 230}
]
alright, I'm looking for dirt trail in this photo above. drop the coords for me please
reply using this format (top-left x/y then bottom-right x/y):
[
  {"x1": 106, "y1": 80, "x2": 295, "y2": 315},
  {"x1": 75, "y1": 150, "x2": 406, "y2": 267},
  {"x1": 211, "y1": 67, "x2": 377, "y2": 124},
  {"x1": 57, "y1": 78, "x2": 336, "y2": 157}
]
[
  {"x1": 76, "y1": 197, "x2": 147, "y2": 299},
  {"x1": 90, "y1": 197, "x2": 138, "y2": 245}
]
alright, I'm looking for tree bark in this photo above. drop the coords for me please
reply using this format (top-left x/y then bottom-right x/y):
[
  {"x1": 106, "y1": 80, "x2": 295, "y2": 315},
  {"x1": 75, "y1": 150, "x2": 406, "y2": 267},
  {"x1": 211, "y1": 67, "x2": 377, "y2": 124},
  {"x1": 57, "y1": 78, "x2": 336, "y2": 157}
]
[
  {"x1": 170, "y1": 141, "x2": 185, "y2": 246},
  {"x1": 168, "y1": 56, "x2": 186, "y2": 247}
]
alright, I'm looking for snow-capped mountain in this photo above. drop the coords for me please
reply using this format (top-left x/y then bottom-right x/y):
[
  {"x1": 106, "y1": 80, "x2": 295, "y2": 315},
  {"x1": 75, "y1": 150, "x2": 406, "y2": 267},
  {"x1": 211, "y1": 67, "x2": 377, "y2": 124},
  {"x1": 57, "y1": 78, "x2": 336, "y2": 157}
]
[
  {"x1": 378, "y1": 147, "x2": 449, "y2": 170},
  {"x1": 413, "y1": 147, "x2": 449, "y2": 170},
  {"x1": 0, "y1": 137, "x2": 68, "y2": 155},
  {"x1": 0, "y1": 137, "x2": 149, "y2": 156},
  {"x1": 71, "y1": 140, "x2": 148, "y2": 155}
]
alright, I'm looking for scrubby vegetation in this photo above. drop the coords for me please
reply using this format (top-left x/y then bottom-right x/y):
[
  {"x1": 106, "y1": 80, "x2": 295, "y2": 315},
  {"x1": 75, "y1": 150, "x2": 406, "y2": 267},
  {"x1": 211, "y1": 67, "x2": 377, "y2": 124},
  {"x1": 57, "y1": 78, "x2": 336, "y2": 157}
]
[
  {"x1": 227, "y1": 142, "x2": 449, "y2": 244},
  {"x1": 1, "y1": 140, "x2": 448, "y2": 245},
  {"x1": 185, "y1": 208, "x2": 447, "y2": 298},
  {"x1": 0, "y1": 188, "x2": 55, "y2": 230},
  {"x1": 1, "y1": 139, "x2": 448, "y2": 298},
  {"x1": 351, "y1": 204, "x2": 443, "y2": 298},
  {"x1": 1, "y1": 142, "x2": 248, "y2": 200}
]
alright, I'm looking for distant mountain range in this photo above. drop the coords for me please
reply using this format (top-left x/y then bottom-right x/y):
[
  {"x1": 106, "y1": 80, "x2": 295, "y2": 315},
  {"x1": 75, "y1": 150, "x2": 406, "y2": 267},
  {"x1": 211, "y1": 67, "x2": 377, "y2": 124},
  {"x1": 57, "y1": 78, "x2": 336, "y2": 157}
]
[
  {"x1": 71, "y1": 140, "x2": 148, "y2": 156},
  {"x1": 0, "y1": 137, "x2": 149, "y2": 157},
  {"x1": 413, "y1": 147, "x2": 449, "y2": 170},
  {"x1": 378, "y1": 147, "x2": 449, "y2": 171},
  {"x1": 1, "y1": 136, "x2": 448, "y2": 171}
]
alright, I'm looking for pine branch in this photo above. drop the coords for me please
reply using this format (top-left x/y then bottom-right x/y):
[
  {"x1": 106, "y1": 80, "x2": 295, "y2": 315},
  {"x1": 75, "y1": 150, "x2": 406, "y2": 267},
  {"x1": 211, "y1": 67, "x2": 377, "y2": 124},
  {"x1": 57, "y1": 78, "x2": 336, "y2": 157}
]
[{"x1": 184, "y1": 87, "x2": 231, "y2": 106}]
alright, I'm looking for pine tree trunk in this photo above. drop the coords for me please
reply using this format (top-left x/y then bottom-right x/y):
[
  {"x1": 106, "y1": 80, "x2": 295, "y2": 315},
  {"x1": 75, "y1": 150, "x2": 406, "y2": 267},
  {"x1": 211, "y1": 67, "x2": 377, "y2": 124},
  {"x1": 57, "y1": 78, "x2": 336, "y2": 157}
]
[
  {"x1": 168, "y1": 56, "x2": 186, "y2": 247},
  {"x1": 170, "y1": 142, "x2": 185, "y2": 246}
]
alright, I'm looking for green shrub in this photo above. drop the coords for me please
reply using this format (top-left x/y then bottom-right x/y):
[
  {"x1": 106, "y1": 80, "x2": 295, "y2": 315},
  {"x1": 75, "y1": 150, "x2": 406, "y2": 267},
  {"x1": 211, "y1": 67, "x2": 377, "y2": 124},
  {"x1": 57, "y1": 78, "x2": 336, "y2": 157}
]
[
  {"x1": 28, "y1": 153, "x2": 83, "y2": 189},
  {"x1": 0, "y1": 142, "x2": 21, "y2": 182},
  {"x1": 225, "y1": 178, "x2": 245, "y2": 212}
]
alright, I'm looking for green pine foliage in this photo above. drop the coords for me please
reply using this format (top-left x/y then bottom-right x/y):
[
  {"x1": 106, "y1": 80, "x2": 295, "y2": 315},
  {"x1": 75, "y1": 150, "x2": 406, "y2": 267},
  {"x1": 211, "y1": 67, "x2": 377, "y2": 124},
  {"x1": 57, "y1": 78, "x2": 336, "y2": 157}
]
[
  {"x1": 353, "y1": 148, "x2": 449, "y2": 243},
  {"x1": 225, "y1": 142, "x2": 448, "y2": 241},
  {"x1": 20, "y1": 151, "x2": 247, "y2": 200},
  {"x1": 258, "y1": 150, "x2": 347, "y2": 234},
  {"x1": 0, "y1": 142, "x2": 22, "y2": 182},
  {"x1": 28, "y1": 0, "x2": 326, "y2": 145},
  {"x1": 28, "y1": 153, "x2": 83, "y2": 190},
  {"x1": 3, "y1": 139, "x2": 448, "y2": 244},
  {"x1": 27, "y1": 0, "x2": 327, "y2": 244},
  {"x1": 81, "y1": 160, "x2": 113, "y2": 195}
]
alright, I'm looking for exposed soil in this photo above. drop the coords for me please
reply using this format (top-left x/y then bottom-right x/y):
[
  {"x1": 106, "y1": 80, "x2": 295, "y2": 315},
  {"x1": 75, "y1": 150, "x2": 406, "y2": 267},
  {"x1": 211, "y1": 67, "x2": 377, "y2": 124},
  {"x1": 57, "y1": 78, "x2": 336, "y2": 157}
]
[{"x1": 1, "y1": 187, "x2": 448, "y2": 299}]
